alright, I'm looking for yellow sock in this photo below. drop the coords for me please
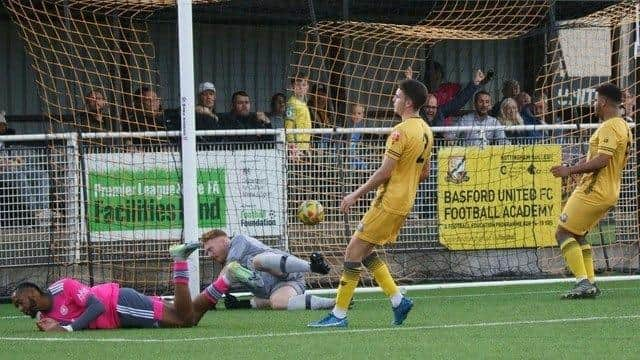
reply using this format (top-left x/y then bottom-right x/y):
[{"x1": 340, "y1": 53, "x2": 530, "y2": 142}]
[
  {"x1": 334, "y1": 263, "x2": 361, "y2": 316},
  {"x1": 560, "y1": 238, "x2": 587, "y2": 280},
  {"x1": 364, "y1": 256, "x2": 400, "y2": 297},
  {"x1": 581, "y1": 244, "x2": 595, "y2": 283}
]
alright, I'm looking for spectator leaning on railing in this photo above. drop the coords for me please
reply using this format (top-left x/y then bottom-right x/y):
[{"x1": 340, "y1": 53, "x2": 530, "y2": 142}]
[
  {"x1": 266, "y1": 92, "x2": 287, "y2": 129},
  {"x1": 498, "y1": 97, "x2": 526, "y2": 142},
  {"x1": 220, "y1": 90, "x2": 272, "y2": 142},
  {"x1": 452, "y1": 90, "x2": 510, "y2": 146},
  {"x1": 195, "y1": 81, "x2": 220, "y2": 130}
]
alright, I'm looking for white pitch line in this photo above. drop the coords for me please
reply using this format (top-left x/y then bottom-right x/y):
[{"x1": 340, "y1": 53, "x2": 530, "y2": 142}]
[
  {"x1": 0, "y1": 315, "x2": 29, "y2": 320},
  {"x1": 2, "y1": 286, "x2": 638, "y2": 320},
  {"x1": 353, "y1": 286, "x2": 640, "y2": 302},
  {"x1": 0, "y1": 314, "x2": 639, "y2": 343}
]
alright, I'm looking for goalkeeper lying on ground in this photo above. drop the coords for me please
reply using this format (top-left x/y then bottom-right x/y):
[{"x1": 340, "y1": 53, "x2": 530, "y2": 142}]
[
  {"x1": 11, "y1": 243, "x2": 201, "y2": 331},
  {"x1": 187, "y1": 229, "x2": 334, "y2": 323}
]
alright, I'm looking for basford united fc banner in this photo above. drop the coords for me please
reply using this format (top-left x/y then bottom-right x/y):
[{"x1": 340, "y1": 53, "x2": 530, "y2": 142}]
[
  {"x1": 85, "y1": 149, "x2": 284, "y2": 241},
  {"x1": 437, "y1": 145, "x2": 562, "y2": 250}
]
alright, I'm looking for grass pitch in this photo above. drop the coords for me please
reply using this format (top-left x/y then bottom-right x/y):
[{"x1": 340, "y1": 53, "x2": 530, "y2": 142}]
[{"x1": 1, "y1": 280, "x2": 639, "y2": 360}]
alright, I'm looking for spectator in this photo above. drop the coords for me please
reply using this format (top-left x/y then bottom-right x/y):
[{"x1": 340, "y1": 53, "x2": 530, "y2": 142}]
[
  {"x1": 490, "y1": 79, "x2": 520, "y2": 117},
  {"x1": 195, "y1": 82, "x2": 220, "y2": 130},
  {"x1": 308, "y1": 84, "x2": 336, "y2": 150},
  {"x1": 220, "y1": 91, "x2": 272, "y2": 142},
  {"x1": 453, "y1": 91, "x2": 510, "y2": 146},
  {"x1": 424, "y1": 61, "x2": 461, "y2": 108},
  {"x1": 520, "y1": 94, "x2": 547, "y2": 141},
  {"x1": 77, "y1": 90, "x2": 115, "y2": 132},
  {"x1": 417, "y1": 69, "x2": 487, "y2": 129},
  {"x1": 621, "y1": 88, "x2": 635, "y2": 121},
  {"x1": 498, "y1": 98, "x2": 526, "y2": 142},
  {"x1": 124, "y1": 86, "x2": 174, "y2": 132},
  {"x1": 347, "y1": 103, "x2": 367, "y2": 170},
  {"x1": 422, "y1": 62, "x2": 462, "y2": 126},
  {"x1": 515, "y1": 91, "x2": 532, "y2": 111},
  {"x1": 285, "y1": 73, "x2": 312, "y2": 161},
  {"x1": 0, "y1": 111, "x2": 16, "y2": 148},
  {"x1": 266, "y1": 92, "x2": 287, "y2": 129}
]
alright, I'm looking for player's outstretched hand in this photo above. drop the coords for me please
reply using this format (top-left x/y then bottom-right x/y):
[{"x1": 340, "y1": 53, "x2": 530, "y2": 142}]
[
  {"x1": 550, "y1": 165, "x2": 570, "y2": 178},
  {"x1": 340, "y1": 193, "x2": 357, "y2": 214},
  {"x1": 37, "y1": 317, "x2": 62, "y2": 332}
]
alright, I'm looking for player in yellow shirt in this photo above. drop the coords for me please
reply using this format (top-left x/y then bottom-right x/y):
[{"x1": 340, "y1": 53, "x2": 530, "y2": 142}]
[
  {"x1": 285, "y1": 73, "x2": 311, "y2": 161},
  {"x1": 309, "y1": 79, "x2": 433, "y2": 327},
  {"x1": 550, "y1": 83, "x2": 632, "y2": 299}
]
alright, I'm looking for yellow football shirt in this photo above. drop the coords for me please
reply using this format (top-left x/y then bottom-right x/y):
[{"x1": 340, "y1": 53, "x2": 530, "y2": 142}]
[
  {"x1": 284, "y1": 96, "x2": 311, "y2": 150},
  {"x1": 576, "y1": 116, "x2": 631, "y2": 202},
  {"x1": 373, "y1": 117, "x2": 433, "y2": 215}
]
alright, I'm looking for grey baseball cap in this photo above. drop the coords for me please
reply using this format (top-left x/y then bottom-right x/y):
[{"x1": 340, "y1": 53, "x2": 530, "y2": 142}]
[{"x1": 198, "y1": 82, "x2": 216, "y2": 94}]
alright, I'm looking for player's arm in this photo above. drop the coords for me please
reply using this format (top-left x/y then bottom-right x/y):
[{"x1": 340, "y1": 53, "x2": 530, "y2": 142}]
[
  {"x1": 37, "y1": 295, "x2": 105, "y2": 332},
  {"x1": 61, "y1": 279, "x2": 105, "y2": 331},
  {"x1": 341, "y1": 156, "x2": 397, "y2": 213},
  {"x1": 551, "y1": 125, "x2": 616, "y2": 177},
  {"x1": 551, "y1": 154, "x2": 611, "y2": 177},
  {"x1": 356, "y1": 156, "x2": 397, "y2": 196},
  {"x1": 65, "y1": 295, "x2": 106, "y2": 331},
  {"x1": 419, "y1": 161, "x2": 430, "y2": 182}
]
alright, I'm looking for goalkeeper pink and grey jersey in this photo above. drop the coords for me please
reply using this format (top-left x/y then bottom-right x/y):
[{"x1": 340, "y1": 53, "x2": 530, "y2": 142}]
[{"x1": 42, "y1": 278, "x2": 120, "y2": 329}]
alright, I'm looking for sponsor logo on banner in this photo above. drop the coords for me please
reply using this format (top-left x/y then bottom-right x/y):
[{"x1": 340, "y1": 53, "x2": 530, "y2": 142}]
[{"x1": 446, "y1": 156, "x2": 469, "y2": 184}]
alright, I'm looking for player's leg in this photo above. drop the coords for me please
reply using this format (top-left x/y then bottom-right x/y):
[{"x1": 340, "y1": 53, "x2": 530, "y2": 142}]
[
  {"x1": 308, "y1": 235, "x2": 373, "y2": 327},
  {"x1": 362, "y1": 251, "x2": 411, "y2": 324},
  {"x1": 357, "y1": 209, "x2": 412, "y2": 325},
  {"x1": 556, "y1": 194, "x2": 604, "y2": 299},
  {"x1": 270, "y1": 279, "x2": 335, "y2": 310},
  {"x1": 575, "y1": 234, "x2": 600, "y2": 296},
  {"x1": 252, "y1": 251, "x2": 331, "y2": 277},
  {"x1": 159, "y1": 243, "x2": 201, "y2": 327},
  {"x1": 191, "y1": 263, "x2": 237, "y2": 325},
  {"x1": 268, "y1": 285, "x2": 299, "y2": 310}
]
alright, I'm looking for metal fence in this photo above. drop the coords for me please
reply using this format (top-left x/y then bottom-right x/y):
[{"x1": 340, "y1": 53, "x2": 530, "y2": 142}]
[{"x1": 0, "y1": 125, "x2": 638, "y2": 294}]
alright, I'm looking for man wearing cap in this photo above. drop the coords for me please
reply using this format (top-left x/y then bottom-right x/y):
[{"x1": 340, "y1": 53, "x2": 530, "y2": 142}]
[{"x1": 196, "y1": 82, "x2": 220, "y2": 130}]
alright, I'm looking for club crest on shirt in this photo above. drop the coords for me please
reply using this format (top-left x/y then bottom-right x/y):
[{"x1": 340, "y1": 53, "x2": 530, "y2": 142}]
[
  {"x1": 59, "y1": 305, "x2": 68, "y2": 316},
  {"x1": 446, "y1": 156, "x2": 469, "y2": 184},
  {"x1": 285, "y1": 105, "x2": 294, "y2": 119},
  {"x1": 390, "y1": 131, "x2": 401, "y2": 143}
]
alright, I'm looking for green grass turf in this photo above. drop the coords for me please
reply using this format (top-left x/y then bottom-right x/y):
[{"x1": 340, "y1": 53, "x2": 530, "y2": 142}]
[{"x1": 1, "y1": 280, "x2": 639, "y2": 360}]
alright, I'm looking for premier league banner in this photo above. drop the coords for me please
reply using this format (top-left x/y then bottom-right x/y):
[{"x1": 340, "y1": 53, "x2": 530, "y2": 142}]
[{"x1": 85, "y1": 148, "x2": 285, "y2": 241}]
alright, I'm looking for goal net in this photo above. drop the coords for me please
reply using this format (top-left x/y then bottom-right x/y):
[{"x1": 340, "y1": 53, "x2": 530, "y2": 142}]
[{"x1": 0, "y1": 0, "x2": 637, "y2": 296}]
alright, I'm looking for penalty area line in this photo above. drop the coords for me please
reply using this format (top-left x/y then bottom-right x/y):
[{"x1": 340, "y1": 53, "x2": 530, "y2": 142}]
[{"x1": 1, "y1": 314, "x2": 639, "y2": 343}]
